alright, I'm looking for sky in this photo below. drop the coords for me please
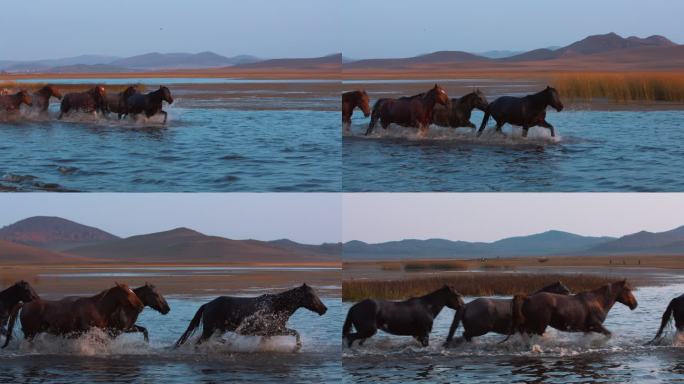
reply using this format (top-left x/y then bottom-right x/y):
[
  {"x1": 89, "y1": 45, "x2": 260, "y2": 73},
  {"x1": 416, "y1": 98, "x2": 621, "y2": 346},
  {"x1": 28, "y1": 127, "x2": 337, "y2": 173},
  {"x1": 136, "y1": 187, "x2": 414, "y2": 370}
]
[
  {"x1": 342, "y1": 0, "x2": 684, "y2": 58},
  {"x1": 0, "y1": 0, "x2": 339, "y2": 61},
  {"x1": 0, "y1": 193, "x2": 341, "y2": 244},
  {"x1": 343, "y1": 193, "x2": 684, "y2": 243}
]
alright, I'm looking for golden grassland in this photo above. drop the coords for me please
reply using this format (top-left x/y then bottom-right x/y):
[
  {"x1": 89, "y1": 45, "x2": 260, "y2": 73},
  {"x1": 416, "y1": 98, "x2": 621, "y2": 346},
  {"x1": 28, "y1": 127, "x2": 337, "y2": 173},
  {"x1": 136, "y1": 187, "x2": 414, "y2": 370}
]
[
  {"x1": 551, "y1": 72, "x2": 684, "y2": 103},
  {"x1": 0, "y1": 81, "x2": 147, "y2": 93},
  {"x1": 342, "y1": 273, "x2": 625, "y2": 301}
]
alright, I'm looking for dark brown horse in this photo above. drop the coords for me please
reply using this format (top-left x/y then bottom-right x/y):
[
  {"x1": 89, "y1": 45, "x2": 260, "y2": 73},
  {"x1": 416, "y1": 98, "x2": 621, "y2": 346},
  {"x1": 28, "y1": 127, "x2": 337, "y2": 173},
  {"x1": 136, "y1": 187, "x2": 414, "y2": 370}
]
[
  {"x1": 175, "y1": 284, "x2": 327, "y2": 349},
  {"x1": 507, "y1": 280, "x2": 637, "y2": 341},
  {"x1": 649, "y1": 293, "x2": 684, "y2": 344},
  {"x1": 477, "y1": 86, "x2": 564, "y2": 137},
  {"x1": 58, "y1": 85, "x2": 107, "y2": 119},
  {"x1": 124, "y1": 86, "x2": 173, "y2": 123},
  {"x1": 31, "y1": 85, "x2": 62, "y2": 113},
  {"x1": 343, "y1": 285, "x2": 464, "y2": 347},
  {"x1": 0, "y1": 281, "x2": 39, "y2": 337},
  {"x1": 342, "y1": 90, "x2": 371, "y2": 126},
  {"x1": 444, "y1": 281, "x2": 570, "y2": 346},
  {"x1": 432, "y1": 89, "x2": 489, "y2": 130},
  {"x1": 365, "y1": 84, "x2": 449, "y2": 135},
  {"x1": 0, "y1": 90, "x2": 33, "y2": 112},
  {"x1": 105, "y1": 86, "x2": 139, "y2": 119},
  {"x1": 2, "y1": 283, "x2": 144, "y2": 347}
]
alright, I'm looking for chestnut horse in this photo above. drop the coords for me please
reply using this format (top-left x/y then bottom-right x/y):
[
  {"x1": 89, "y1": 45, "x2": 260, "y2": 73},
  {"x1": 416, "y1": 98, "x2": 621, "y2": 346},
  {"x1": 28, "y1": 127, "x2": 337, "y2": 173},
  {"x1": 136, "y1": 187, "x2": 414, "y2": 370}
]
[
  {"x1": 175, "y1": 284, "x2": 327, "y2": 349},
  {"x1": 342, "y1": 90, "x2": 371, "y2": 126},
  {"x1": 105, "y1": 86, "x2": 139, "y2": 119},
  {"x1": 478, "y1": 86, "x2": 564, "y2": 137},
  {"x1": 0, "y1": 281, "x2": 39, "y2": 337},
  {"x1": 343, "y1": 285, "x2": 464, "y2": 347},
  {"x1": 124, "y1": 86, "x2": 173, "y2": 123},
  {"x1": 31, "y1": 85, "x2": 63, "y2": 113},
  {"x1": 59, "y1": 85, "x2": 107, "y2": 119},
  {"x1": 365, "y1": 84, "x2": 449, "y2": 135},
  {"x1": 0, "y1": 90, "x2": 33, "y2": 112},
  {"x1": 2, "y1": 283, "x2": 144, "y2": 347},
  {"x1": 432, "y1": 89, "x2": 489, "y2": 130},
  {"x1": 506, "y1": 280, "x2": 637, "y2": 341},
  {"x1": 649, "y1": 293, "x2": 684, "y2": 344}
]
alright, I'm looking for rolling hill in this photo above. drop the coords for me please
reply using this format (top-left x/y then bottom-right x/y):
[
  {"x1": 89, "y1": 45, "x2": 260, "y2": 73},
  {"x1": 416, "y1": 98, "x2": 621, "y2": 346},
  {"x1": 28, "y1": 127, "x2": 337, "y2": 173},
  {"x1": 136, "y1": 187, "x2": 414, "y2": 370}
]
[
  {"x1": 0, "y1": 239, "x2": 93, "y2": 264},
  {"x1": 0, "y1": 216, "x2": 119, "y2": 251}
]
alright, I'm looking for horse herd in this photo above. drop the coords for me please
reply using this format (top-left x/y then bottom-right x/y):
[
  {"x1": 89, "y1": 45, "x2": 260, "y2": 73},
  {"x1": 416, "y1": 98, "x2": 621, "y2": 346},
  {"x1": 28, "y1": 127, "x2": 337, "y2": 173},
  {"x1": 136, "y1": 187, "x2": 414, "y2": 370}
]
[
  {"x1": 343, "y1": 280, "x2": 684, "y2": 348},
  {"x1": 0, "y1": 281, "x2": 326, "y2": 350},
  {"x1": 0, "y1": 84, "x2": 174, "y2": 123},
  {"x1": 342, "y1": 84, "x2": 564, "y2": 137}
]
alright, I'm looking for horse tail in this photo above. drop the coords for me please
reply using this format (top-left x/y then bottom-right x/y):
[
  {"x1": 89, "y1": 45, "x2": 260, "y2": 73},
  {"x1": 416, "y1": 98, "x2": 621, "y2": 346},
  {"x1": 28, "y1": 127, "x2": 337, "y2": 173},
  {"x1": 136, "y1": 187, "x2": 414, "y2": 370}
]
[
  {"x1": 477, "y1": 107, "x2": 490, "y2": 136},
  {"x1": 174, "y1": 303, "x2": 205, "y2": 347},
  {"x1": 649, "y1": 298, "x2": 676, "y2": 344},
  {"x1": 342, "y1": 308, "x2": 354, "y2": 341},
  {"x1": 445, "y1": 307, "x2": 463, "y2": 346},
  {"x1": 500, "y1": 294, "x2": 527, "y2": 343},
  {"x1": 2, "y1": 303, "x2": 22, "y2": 349}
]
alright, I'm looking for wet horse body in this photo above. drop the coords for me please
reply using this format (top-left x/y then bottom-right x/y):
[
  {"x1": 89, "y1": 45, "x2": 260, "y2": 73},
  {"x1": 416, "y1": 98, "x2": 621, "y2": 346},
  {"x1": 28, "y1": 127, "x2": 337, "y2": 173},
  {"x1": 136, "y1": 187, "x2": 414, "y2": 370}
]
[
  {"x1": 2, "y1": 283, "x2": 144, "y2": 347},
  {"x1": 365, "y1": 84, "x2": 449, "y2": 135},
  {"x1": 478, "y1": 86, "x2": 564, "y2": 137},
  {"x1": 432, "y1": 90, "x2": 489, "y2": 129},
  {"x1": 0, "y1": 281, "x2": 39, "y2": 336},
  {"x1": 59, "y1": 85, "x2": 107, "y2": 119},
  {"x1": 343, "y1": 285, "x2": 464, "y2": 347},
  {"x1": 175, "y1": 284, "x2": 327, "y2": 348},
  {"x1": 105, "y1": 86, "x2": 139, "y2": 119},
  {"x1": 342, "y1": 90, "x2": 371, "y2": 126},
  {"x1": 510, "y1": 280, "x2": 637, "y2": 339},
  {"x1": 445, "y1": 281, "x2": 571, "y2": 345},
  {"x1": 650, "y1": 293, "x2": 684, "y2": 343},
  {"x1": 0, "y1": 90, "x2": 33, "y2": 113},
  {"x1": 31, "y1": 85, "x2": 62, "y2": 113},
  {"x1": 124, "y1": 86, "x2": 173, "y2": 123}
]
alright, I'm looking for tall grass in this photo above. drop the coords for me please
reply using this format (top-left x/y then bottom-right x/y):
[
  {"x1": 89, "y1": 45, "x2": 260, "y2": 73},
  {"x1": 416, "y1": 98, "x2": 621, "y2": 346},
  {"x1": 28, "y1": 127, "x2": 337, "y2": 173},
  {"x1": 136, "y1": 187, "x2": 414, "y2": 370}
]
[
  {"x1": 342, "y1": 273, "x2": 624, "y2": 301},
  {"x1": 552, "y1": 72, "x2": 684, "y2": 103}
]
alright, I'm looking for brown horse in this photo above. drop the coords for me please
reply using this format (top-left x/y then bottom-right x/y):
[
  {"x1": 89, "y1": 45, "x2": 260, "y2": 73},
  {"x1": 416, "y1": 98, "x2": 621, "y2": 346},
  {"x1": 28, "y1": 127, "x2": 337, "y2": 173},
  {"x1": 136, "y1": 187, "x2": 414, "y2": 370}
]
[
  {"x1": 2, "y1": 283, "x2": 144, "y2": 347},
  {"x1": 342, "y1": 90, "x2": 371, "y2": 126},
  {"x1": 105, "y1": 86, "x2": 139, "y2": 119},
  {"x1": 59, "y1": 85, "x2": 107, "y2": 119},
  {"x1": 432, "y1": 90, "x2": 489, "y2": 130},
  {"x1": 31, "y1": 85, "x2": 63, "y2": 113},
  {"x1": 507, "y1": 280, "x2": 637, "y2": 341},
  {"x1": 0, "y1": 90, "x2": 33, "y2": 112},
  {"x1": 124, "y1": 86, "x2": 173, "y2": 123},
  {"x1": 649, "y1": 293, "x2": 684, "y2": 344},
  {"x1": 365, "y1": 84, "x2": 449, "y2": 135}
]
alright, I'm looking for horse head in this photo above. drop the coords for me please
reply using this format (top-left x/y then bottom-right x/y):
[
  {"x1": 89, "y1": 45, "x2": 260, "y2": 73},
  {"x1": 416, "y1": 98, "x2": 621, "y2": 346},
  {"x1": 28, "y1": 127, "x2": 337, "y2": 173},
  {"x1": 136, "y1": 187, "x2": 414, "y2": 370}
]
[
  {"x1": 441, "y1": 284, "x2": 465, "y2": 310},
  {"x1": 159, "y1": 86, "x2": 174, "y2": 104},
  {"x1": 296, "y1": 283, "x2": 327, "y2": 315},
  {"x1": 11, "y1": 280, "x2": 39, "y2": 303},
  {"x1": 122, "y1": 86, "x2": 139, "y2": 100},
  {"x1": 539, "y1": 281, "x2": 571, "y2": 295},
  {"x1": 17, "y1": 90, "x2": 33, "y2": 106},
  {"x1": 135, "y1": 282, "x2": 170, "y2": 315},
  {"x1": 357, "y1": 89, "x2": 371, "y2": 117},
  {"x1": 430, "y1": 84, "x2": 449, "y2": 106},
  {"x1": 546, "y1": 86, "x2": 564, "y2": 112},
  {"x1": 472, "y1": 89, "x2": 489, "y2": 111},
  {"x1": 43, "y1": 85, "x2": 63, "y2": 100},
  {"x1": 614, "y1": 280, "x2": 638, "y2": 310}
]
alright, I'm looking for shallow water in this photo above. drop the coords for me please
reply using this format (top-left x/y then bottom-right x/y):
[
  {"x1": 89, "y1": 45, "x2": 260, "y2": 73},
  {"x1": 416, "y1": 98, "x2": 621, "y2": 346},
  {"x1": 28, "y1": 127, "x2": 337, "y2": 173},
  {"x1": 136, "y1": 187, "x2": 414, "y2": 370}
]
[
  {"x1": 343, "y1": 110, "x2": 684, "y2": 191},
  {"x1": 0, "y1": 297, "x2": 341, "y2": 383},
  {"x1": 0, "y1": 106, "x2": 339, "y2": 192},
  {"x1": 342, "y1": 284, "x2": 684, "y2": 383}
]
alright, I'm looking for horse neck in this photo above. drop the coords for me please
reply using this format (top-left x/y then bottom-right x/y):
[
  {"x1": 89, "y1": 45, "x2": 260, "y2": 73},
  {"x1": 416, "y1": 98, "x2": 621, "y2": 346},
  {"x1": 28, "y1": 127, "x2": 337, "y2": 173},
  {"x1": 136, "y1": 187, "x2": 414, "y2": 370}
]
[
  {"x1": 419, "y1": 289, "x2": 448, "y2": 317},
  {"x1": 270, "y1": 289, "x2": 301, "y2": 315},
  {"x1": 591, "y1": 285, "x2": 619, "y2": 312},
  {"x1": 527, "y1": 90, "x2": 550, "y2": 110},
  {"x1": 420, "y1": 91, "x2": 439, "y2": 111},
  {"x1": 457, "y1": 94, "x2": 477, "y2": 112},
  {"x1": 132, "y1": 287, "x2": 148, "y2": 307},
  {"x1": 92, "y1": 289, "x2": 124, "y2": 315},
  {"x1": 149, "y1": 89, "x2": 164, "y2": 103},
  {"x1": 0, "y1": 285, "x2": 19, "y2": 305}
]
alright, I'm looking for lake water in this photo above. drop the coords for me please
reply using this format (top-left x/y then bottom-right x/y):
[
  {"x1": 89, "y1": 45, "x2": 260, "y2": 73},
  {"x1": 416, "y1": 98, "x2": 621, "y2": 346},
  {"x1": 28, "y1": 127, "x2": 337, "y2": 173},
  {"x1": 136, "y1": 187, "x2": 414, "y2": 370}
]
[
  {"x1": 343, "y1": 109, "x2": 684, "y2": 192},
  {"x1": 342, "y1": 284, "x2": 684, "y2": 383},
  {"x1": 0, "y1": 93, "x2": 339, "y2": 192},
  {"x1": 0, "y1": 297, "x2": 342, "y2": 383}
]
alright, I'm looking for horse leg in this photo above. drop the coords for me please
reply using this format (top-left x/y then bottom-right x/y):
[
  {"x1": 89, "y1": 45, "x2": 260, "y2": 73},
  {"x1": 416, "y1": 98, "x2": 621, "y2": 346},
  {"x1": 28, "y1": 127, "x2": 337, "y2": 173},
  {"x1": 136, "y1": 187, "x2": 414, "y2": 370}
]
[
  {"x1": 590, "y1": 323, "x2": 612, "y2": 338},
  {"x1": 281, "y1": 328, "x2": 302, "y2": 350},
  {"x1": 416, "y1": 334, "x2": 429, "y2": 347},
  {"x1": 160, "y1": 110, "x2": 168, "y2": 124},
  {"x1": 495, "y1": 120, "x2": 505, "y2": 134},
  {"x1": 355, "y1": 327, "x2": 377, "y2": 346},
  {"x1": 125, "y1": 325, "x2": 149, "y2": 342},
  {"x1": 522, "y1": 125, "x2": 529, "y2": 138},
  {"x1": 539, "y1": 120, "x2": 555, "y2": 137},
  {"x1": 197, "y1": 326, "x2": 215, "y2": 345}
]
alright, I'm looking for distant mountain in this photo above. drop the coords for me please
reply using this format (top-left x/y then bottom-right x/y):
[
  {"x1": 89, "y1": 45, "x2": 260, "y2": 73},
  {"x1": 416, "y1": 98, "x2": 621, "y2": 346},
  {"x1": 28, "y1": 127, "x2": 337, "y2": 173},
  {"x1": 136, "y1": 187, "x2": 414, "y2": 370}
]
[
  {"x1": 589, "y1": 225, "x2": 684, "y2": 254},
  {"x1": 487, "y1": 230, "x2": 614, "y2": 255},
  {"x1": 110, "y1": 51, "x2": 259, "y2": 69},
  {"x1": 0, "y1": 216, "x2": 119, "y2": 251},
  {"x1": 344, "y1": 51, "x2": 487, "y2": 70},
  {"x1": 475, "y1": 50, "x2": 524, "y2": 59},
  {"x1": 235, "y1": 54, "x2": 341, "y2": 70},
  {"x1": 0, "y1": 239, "x2": 93, "y2": 264}
]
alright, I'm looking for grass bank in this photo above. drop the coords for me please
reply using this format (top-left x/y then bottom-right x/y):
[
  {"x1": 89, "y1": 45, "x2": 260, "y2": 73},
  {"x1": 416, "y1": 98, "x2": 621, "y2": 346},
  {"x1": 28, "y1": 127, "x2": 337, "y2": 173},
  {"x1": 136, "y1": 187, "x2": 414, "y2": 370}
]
[{"x1": 552, "y1": 72, "x2": 684, "y2": 103}]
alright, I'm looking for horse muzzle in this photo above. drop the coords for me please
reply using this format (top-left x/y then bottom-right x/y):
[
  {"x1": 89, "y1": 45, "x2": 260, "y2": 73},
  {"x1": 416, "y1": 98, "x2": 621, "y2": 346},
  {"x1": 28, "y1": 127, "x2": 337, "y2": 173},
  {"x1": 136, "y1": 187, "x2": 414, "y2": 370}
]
[{"x1": 316, "y1": 304, "x2": 328, "y2": 315}]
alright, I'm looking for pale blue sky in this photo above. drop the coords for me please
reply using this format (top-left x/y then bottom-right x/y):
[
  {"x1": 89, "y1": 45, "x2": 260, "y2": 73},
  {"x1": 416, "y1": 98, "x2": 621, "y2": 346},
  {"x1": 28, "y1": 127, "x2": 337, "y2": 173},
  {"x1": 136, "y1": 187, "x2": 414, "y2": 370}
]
[
  {"x1": 342, "y1": 0, "x2": 684, "y2": 58},
  {"x1": 0, "y1": 194, "x2": 341, "y2": 244},
  {"x1": 343, "y1": 194, "x2": 684, "y2": 243},
  {"x1": 0, "y1": 0, "x2": 339, "y2": 61}
]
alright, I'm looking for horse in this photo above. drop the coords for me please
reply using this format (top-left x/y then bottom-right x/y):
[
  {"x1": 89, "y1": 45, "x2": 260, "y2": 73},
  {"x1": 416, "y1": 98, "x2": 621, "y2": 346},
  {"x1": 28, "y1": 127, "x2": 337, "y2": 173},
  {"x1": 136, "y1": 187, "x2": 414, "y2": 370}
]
[
  {"x1": 342, "y1": 90, "x2": 371, "y2": 126},
  {"x1": 105, "y1": 86, "x2": 139, "y2": 119},
  {"x1": 477, "y1": 86, "x2": 564, "y2": 137},
  {"x1": 0, "y1": 281, "x2": 39, "y2": 336},
  {"x1": 365, "y1": 84, "x2": 449, "y2": 135},
  {"x1": 124, "y1": 86, "x2": 173, "y2": 123},
  {"x1": 31, "y1": 85, "x2": 62, "y2": 113},
  {"x1": 0, "y1": 90, "x2": 33, "y2": 113},
  {"x1": 58, "y1": 85, "x2": 107, "y2": 119},
  {"x1": 444, "y1": 281, "x2": 570, "y2": 346},
  {"x1": 432, "y1": 89, "x2": 489, "y2": 130},
  {"x1": 342, "y1": 285, "x2": 464, "y2": 347},
  {"x1": 506, "y1": 280, "x2": 637, "y2": 342},
  {"x1": 175, "y1": 283, "x2": 327, "y2": 349},
  {"x1": 648, "y1": 293, "x2": 684, "y2": 345},
  {"x1": 2, "y1": 283, "x2": 144, "y2": 347}
]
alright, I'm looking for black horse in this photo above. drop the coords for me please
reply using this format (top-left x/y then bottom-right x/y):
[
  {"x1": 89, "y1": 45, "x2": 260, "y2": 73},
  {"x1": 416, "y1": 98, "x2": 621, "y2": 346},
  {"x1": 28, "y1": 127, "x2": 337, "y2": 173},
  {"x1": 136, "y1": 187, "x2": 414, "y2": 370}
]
[
  {"x1": 477, "y1": 86, "x2": 564, "y2": 137},
  {"x1": 0, "y1": 281, "x2": 39, "y2": 336},
  {"x1": 649, "y1": 293, "x2": 684, "y2": 344},
  {"x1": 343, "y1": 285, "x2": 464, "y2": 347},
  {"x1": 124, "y1": 86, "x2": 173, "y2": 123},
  {"x1": 105, "y1": 86, "x2": 139, "y2": 119},
  {"x1": 59, "y1": 85, "x2": 107, "y2": 119},
  {"x1": 175, "y1": 284, "x2": 327, "y2": 349},
  {"x1": 445, "y1": 281, "x2": 571, "y2": 345},
  {"x1": 432, "y1": 89, "x2": 489, "y2": 130}
]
